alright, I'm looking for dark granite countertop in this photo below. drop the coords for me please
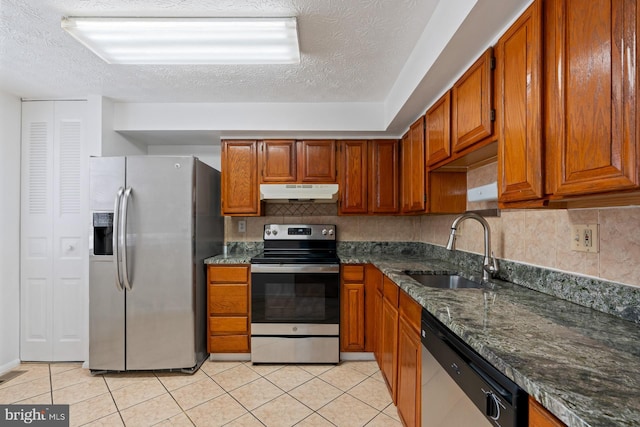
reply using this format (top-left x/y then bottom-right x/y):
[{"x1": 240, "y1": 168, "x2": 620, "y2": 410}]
[
  {"x1": 205, "y1": 250, "x2": 640, "y2": 426},
  {"x1": 340, "y1": 252, "x2": 640, "y2": 427}
]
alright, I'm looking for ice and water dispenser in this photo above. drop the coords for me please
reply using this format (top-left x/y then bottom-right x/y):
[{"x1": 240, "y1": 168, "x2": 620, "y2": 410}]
[{"x1": 93, "y1": 212, "x2": 114, "y2": 256}]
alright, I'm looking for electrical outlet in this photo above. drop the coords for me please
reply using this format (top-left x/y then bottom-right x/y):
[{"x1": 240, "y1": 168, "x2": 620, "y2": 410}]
[
  {"x1": 238, "y1": 220, "x2": 246, "y2": 233},
  {"x1": 571, "y1": 224, "x2": 599, "y2": 253}
]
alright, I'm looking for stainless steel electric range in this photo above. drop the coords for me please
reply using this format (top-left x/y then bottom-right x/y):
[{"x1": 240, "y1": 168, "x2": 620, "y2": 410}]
[{"x1": 250, "y1": 224, "x2": 340, "y2": 364}]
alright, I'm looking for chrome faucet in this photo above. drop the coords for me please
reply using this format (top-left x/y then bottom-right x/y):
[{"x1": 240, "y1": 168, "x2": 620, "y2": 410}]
[{"x1": 446, "y1": 212, "x2": 499, "y2": 282}]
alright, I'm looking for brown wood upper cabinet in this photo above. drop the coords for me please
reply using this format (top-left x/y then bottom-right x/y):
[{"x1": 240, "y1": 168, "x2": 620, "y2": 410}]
[
  {"x1": 221, "y1": 140, "x2": 261, "y2": 216},
  {"x1": 370, "y1": 139, "x2": 400, "y2": 214},
  {"x1": 545, "y1": 0, "x2": 639, "y2": 197},
  {"x1": 298, "y1": 140, "x2": 337, "y2": 182},
  {"x1": 496, "y1": 0, "x2": 544, "y2": 203},
  {"x1": 260, "y1": 139, "x2": 337, "y2": 183},
  {"x1": 401, "y1": 117, "x2": 427, "y2": 213},
  {"x1": 260, "y1": 140, "x2": 297, "y2": 183},
  {"x1": 338, "y1": 139, "x2": 400, "y2": 215},
  {"x1": 339, "y1": 140, "x2": 368, "y2": 214},
  {"x1": 452, "y1": 48, "x2": 495, "y2": 154},
  {"x1": 426, "y1": 90, "x2": 452, "y2": 166}
]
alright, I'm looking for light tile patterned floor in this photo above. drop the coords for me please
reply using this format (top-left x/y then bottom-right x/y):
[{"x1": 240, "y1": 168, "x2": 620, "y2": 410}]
[{"x1": 0, "y1": 360, "x2": 402, "y2": 427}]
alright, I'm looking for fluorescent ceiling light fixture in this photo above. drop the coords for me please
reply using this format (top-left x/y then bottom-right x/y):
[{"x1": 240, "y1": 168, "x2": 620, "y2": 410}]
[{"x1": 61, "y1": 17, "x2": 300, "y2": 64}]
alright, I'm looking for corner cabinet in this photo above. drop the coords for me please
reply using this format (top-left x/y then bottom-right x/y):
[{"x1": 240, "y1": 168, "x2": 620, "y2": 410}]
[
  {"x1": 496, "y1": 0, "x2": 544, "y2": 203},
  {"x1": 207, "y1": 265, "x2": 251, "y2": 353},
  {"x1": 221, "y1": 140, "x2": 261, "y2": 216},
  {"x1": 545, "y1": 0, "x2": 639, "y2": 197}
]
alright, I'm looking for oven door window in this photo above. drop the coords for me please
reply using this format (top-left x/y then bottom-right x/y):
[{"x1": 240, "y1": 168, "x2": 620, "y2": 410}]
[{"x1": 252, "y1": 273, "x2": 339, "y2": 324}]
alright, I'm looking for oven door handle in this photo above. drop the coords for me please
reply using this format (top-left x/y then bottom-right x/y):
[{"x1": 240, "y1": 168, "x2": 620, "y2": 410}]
[{"x1": 251, "y1": 264, "x2": 340, "y2": 274}]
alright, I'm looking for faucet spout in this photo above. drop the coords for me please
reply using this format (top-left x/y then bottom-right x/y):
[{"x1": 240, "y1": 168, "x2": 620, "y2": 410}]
[{"x1": 446, "y1": 212, "x2": 499, "y2": 282}]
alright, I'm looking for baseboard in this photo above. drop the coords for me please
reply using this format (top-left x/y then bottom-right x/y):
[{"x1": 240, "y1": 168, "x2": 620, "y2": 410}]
[
  {"x1": 339, "y1": 352, "x2": 375, "y2": 361},
  {"x1": 0, "y1": 358, "x2": 21, "y2": 376},
  {"x1": 208, "y1": 353, "x2": 251, "y2": 362}
]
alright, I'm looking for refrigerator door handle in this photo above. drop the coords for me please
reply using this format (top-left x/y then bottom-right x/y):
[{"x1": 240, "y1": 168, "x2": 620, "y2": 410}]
[
  {"x1": 122, "y1": 187, "x2": 133, "y2": 291},
  {"x1": 113, "y1": 187, "x2": 125, "y2": 291}
]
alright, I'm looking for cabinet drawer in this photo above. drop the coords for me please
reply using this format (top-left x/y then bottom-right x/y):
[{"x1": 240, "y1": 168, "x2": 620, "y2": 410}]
[
  {"x1": 208, "y1": 265, "x2": 249, "y2": 284},
  {"x1": 342, "y1": 265, "x2": 365, "y2": 282},
  {"x1": 383, "y1": 276, "x2": 399, "y2": 307},
  {"x1": 209, "y1": 284, "x2": 248, "y2": 314},
  {"x1": 209, "y1": 316, "x2": 248, "y2": 334},
  {"x1": 399, "y1": 291, "x2": 421, "y2": 332},
  {"x1": 209, "y1": 335, "x2": 250, "y2": 353}
]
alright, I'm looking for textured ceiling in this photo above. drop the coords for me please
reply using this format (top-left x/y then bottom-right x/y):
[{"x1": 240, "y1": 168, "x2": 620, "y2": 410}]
[{"x1": 0, "y1": 0, "x2": 438, "y2": 103}]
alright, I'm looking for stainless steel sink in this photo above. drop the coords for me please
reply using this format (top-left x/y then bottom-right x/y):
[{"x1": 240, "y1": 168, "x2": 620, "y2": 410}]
[{"x1": 406, "y1": 273, "x2": 483, "y2": 289}]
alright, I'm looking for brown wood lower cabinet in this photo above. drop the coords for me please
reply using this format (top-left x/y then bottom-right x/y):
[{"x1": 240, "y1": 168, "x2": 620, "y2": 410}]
[
  {"x1": 340, "y1": 265, "x2": 366, "y2": 351},
  {"x1": 396, "y1": 291, "x2": 422, "y2": 427},
  {"x1": 207, "y1": 264, "x2": 250, "y2": 353},
  {"x1": 529, "y1": 396, "x2": 566, "y2": 427},
  {"x1": 380, "y1": 276, "x2": 400, "y2": 403}
]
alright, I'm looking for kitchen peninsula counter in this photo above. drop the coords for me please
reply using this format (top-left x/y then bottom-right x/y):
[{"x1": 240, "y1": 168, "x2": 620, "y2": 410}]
[{"x1": 339, "y1": 252, "x2": 640, "y2": 427}]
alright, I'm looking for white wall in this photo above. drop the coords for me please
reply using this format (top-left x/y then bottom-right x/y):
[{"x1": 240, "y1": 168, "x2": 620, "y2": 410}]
[
  {"x1": 147, "y1": 143, "x2": 221, "y2": 171},
  {"x1": 87, "y1": 95, "x2": 147, "y2": 157},
  {"x1": 0, "y1": 90, "x2": 22, "y2": 373}
]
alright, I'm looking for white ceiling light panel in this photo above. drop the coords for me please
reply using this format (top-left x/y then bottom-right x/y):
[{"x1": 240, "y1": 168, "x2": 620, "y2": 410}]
[{"x1": 61, "y1": 17, "x2": 300, "y2": 65}]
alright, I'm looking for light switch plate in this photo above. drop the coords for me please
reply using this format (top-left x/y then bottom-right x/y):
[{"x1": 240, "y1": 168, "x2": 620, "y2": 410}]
[{"x1": 571, "y1": 224, "x2": 599, "y2": 253}]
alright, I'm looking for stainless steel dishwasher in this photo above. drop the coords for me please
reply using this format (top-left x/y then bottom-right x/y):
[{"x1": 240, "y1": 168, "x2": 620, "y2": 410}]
[{"x1": 421, "y1": 309, "x2": 528, "y2": 426}]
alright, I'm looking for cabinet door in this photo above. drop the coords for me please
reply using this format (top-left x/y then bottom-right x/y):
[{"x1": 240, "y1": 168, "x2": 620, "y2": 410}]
[
  {"x1": 298, "y1": 140, "x2": 337, "y2": 182},
  {"x1": 341, "y1": 265, "x2": 366, "y2": 351},
  {"x1": 401, "y1": 118, "x2": 427, "y2": 213},
  {"x1": 340, "y1": 282, "x2": 365, "y2": 351},
  {"x1": 545, "y1": 0, "x2": 638, "y2": 196},
  {"x1": 529, "y1": 396, "x2": 566, "y2": 427},
  {"x1": 339, "y1": 140, "x2": 368, "y2": 214},
  {"x1": 497, "y1": 0, "x2": 544, "y2": 202},
  {"x1": 396, "y1": 316, "x2": 421, "y2": 427},
  {"x1": 452, "y1": 48, "x2": 494, "y2": 153},
  {"x1": 369, "y1": 139, "x2": 400, "y2": 214},
  {"x1": 221, "y1": 141, "x2": 260, "y2": 215},
  {"x1": 426, "y1": 91, "x2": 452, "y2": 166},
  {"x1": 381, "y1": 296, "x2": 399, "y2": 403},
  {"x1": 374, "y1": 288, "x2": 383, "y2": 366},
  {"x1": 364, "y1": 264, "x2": 382, "y2": 353},
  {"x1": 261, "y1": 140, "x2": 297, "y2": 183}
]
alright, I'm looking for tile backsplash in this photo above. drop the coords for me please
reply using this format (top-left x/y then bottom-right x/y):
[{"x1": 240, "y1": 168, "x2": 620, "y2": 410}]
[{"x1": 226, "y1": 161, "x2": 640, "y2": 288}]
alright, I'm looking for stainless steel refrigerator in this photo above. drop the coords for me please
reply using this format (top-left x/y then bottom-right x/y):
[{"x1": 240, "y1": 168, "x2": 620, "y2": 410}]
[{"x1": 88, "y1": 156, "x2": 223, "y2": 373}]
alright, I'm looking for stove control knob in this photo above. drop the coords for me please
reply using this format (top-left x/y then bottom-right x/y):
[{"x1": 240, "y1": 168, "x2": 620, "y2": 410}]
[
  {"x1": 272, "y1": 229, "x2": 278, "y2": 235},
  {"x1": 322, "y1": 229, "x2": 327, "y2": 235},
  {"x1": 265, "y1": 229, "x2": 271, "y2": 235},
  {"x1": 328, "y1": 229, "x2": 334, "y2": 236}
]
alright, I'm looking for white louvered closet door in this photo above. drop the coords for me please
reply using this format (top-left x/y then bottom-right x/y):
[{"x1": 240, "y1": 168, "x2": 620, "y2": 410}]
[{"x1": 21, "y1": 101, "x2": 87, "y2": 361}]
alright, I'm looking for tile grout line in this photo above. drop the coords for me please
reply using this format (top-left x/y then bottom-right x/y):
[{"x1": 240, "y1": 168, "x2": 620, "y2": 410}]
[{"x1": 48, "y1": 363, "x2": 53, "y2": 405}]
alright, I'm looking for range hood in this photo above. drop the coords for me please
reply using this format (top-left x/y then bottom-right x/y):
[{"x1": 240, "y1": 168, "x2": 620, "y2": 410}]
[{"x1": 260, "y1": 184, "x2": 339, "y2": 203}]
